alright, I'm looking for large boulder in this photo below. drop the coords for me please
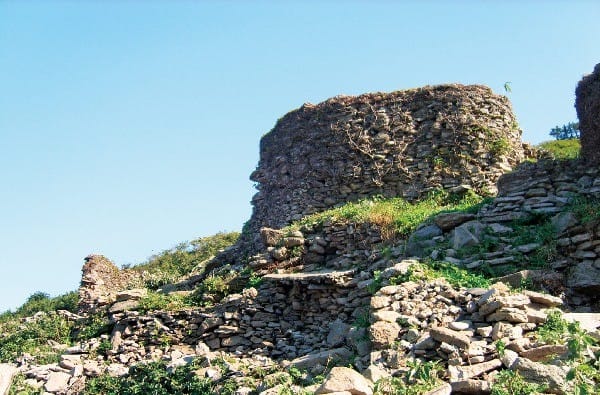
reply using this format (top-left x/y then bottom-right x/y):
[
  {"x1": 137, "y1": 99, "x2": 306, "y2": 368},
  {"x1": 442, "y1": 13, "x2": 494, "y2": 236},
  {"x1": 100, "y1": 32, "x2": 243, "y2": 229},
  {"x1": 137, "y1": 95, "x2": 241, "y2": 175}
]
[
  {"x1": 575, "y1": 63, "x2": 600, "y2": 166},
  {"x1": 315, "y1": 367, "x2": 374, "y2": 395}
]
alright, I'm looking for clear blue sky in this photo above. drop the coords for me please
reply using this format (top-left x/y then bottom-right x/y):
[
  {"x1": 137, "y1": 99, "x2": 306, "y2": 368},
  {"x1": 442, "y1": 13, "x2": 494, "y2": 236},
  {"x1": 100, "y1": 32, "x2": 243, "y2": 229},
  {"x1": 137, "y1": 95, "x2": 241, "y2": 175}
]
[{"x1": 1, "y1": 1, "x2": 598, "y2": 311}]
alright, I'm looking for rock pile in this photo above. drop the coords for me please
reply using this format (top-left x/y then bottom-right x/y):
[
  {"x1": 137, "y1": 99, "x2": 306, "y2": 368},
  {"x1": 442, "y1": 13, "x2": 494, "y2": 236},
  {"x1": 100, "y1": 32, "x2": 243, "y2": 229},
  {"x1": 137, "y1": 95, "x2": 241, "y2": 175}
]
[{"x1": 368, "y1": 264, "x2": 574, "y2": 394}]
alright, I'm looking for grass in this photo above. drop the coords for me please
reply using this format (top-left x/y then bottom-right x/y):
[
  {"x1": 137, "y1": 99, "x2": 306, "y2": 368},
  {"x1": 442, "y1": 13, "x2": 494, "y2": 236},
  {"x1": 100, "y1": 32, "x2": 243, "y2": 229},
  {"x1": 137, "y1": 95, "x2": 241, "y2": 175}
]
[
  {"x1": 374, "y1": 360, "x2": 444, "y2": 395},
  {"x1": 537, "y1": 139, "x2": 580, "y2": 160},
  {"x1": 0, "y1": 311, "x2": 74, "y2": 364},
  {"x1": 570, "y1": 195, "x2": 600, "y2": 224},
  {"x1": 130, "y1": 232, "x2": 240, "y2": 290},
  {"x1": 290, "y1": 189, "x2": 486, "y2": 240},
  {"x1": 389, "y1": 260, "x2": 491, "y2": 289}
]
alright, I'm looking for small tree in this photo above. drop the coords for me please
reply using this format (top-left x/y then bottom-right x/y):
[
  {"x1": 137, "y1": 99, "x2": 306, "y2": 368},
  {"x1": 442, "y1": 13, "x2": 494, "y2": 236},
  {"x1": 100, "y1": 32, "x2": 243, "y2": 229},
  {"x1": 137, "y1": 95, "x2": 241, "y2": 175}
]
[{"x1": 550, "y1": 122, "x2": 580, "y2": 140}]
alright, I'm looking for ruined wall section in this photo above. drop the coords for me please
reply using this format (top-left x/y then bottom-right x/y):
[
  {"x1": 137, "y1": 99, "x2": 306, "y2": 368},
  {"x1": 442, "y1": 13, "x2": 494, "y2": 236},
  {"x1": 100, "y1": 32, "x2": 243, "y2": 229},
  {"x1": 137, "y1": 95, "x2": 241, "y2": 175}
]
[{"x1": 244, "y1": 84, "x2": 525, "y2": 252}]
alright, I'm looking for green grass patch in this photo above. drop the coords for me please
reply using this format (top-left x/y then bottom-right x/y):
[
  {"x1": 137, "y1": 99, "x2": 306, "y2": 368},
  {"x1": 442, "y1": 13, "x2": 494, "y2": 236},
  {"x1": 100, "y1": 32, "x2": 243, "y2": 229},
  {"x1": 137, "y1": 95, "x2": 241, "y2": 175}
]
[
  {"x1": 130, "y1": 232, "x2": 240, "y2": 290},
  {"x1": 537, "y1": 139, "x2": 580, "y2": 160},
  {"x1": 374, "y1": 360, "x2": 444, "y2": 395},
  {"x1": 570, "y1": 195, "x2": 600, "y2": 224},
  {"x1": 0, "y1": 311, "x2": 74, "y2": 364},
  {"x1": 291, "y1": 190, "x2": 486, "y2": 240},
  {"x1": 390, "y1": 260, "x2": 491, "y2": 289}
]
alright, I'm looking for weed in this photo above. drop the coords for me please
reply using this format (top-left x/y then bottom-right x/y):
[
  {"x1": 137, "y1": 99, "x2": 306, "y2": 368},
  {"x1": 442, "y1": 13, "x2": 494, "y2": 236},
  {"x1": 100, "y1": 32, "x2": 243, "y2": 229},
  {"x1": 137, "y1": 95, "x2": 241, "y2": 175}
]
[
  {"x1": 367, "y1": 271, "x2": 383, "y2": 294},
  {"x1": 73, "y1": 314, "x2": 113, "y2": 341},
  {"x1": 536, "y1": 310, "x2": 569, "y2": 345},
  {"x1": 132, "y1": 232, "x2": 240, "y2": 290},
  {"x1": 390, "y1": 260, "x2": 491, "y2": 289},
  {"x1": 495, "y1": 339, "x2": 506, "y2": 357},
  {"x1": 353, "y1": 308, "x2": 371, "y2": 328},
  {"x1": 570, "y1": 195, "x2": 600, "y2": 224}
]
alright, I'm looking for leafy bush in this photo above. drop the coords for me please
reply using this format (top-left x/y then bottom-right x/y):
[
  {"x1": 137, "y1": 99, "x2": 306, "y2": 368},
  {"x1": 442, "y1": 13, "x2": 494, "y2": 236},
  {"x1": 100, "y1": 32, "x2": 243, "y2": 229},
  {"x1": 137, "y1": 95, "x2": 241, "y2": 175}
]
[
  {"x1": 73, "y1": 313, "x2": 113, "y2": 341},
  {"x1": 537, "y1": 139, "x2": 580, "y2": 159},
  {"x1": 536, "y1": 310, "x2": 569, "y2": 345}
]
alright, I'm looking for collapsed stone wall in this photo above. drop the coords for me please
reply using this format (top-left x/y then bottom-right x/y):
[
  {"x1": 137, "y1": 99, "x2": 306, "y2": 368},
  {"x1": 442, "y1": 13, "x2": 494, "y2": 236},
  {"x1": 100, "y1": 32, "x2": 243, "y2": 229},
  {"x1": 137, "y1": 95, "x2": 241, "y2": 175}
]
[
  {"x1": 109, "y1": 273, "x2": 370, "y2": 361},
  {"x1": 243, "y1": 84, "x2": 526, "y2": 253},
  {"x1": 78, "y1": 255, "x2": 142, "y2": 314}
]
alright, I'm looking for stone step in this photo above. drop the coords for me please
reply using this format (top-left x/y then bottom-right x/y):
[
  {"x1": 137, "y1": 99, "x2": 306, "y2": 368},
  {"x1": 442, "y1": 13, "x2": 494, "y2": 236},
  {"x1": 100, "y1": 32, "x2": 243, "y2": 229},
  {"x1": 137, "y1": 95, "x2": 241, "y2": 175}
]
[{"x1": 263, "y1": 269, "x2": 356, "y2": 286}]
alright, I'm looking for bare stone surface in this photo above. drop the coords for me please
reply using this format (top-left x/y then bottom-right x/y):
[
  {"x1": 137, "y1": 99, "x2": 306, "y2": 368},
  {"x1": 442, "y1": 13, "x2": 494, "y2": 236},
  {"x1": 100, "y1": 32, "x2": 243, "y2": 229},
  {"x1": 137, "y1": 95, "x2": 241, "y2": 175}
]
[
  {"x1": 0, "y1": 364, "x2": 17, "y2": 395},
  {"x1": 315, "y1": 367, "x2": 373, "y2": 395}
]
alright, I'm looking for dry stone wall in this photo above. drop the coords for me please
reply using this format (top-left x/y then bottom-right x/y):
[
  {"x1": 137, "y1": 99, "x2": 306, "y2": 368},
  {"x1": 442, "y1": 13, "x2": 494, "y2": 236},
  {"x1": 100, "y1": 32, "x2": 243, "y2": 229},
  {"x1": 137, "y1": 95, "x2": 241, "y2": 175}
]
[
  {"x1": 243, "y1": 84, "x2": 526, "y2": 253},
  {"x1": 576, "y1": 62, "x2": 600, "y2": 166},
  {"x1": 78, "y1": 255, "x2": 142, "y2": 314}
]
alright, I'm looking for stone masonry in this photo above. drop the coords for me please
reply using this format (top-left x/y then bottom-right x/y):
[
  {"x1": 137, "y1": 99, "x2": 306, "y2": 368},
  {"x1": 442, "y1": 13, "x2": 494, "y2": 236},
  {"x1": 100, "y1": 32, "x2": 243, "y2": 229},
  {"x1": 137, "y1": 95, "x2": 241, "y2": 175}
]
[{"x1": 242, "y1": 84, "x2": 526, "y2": 254}]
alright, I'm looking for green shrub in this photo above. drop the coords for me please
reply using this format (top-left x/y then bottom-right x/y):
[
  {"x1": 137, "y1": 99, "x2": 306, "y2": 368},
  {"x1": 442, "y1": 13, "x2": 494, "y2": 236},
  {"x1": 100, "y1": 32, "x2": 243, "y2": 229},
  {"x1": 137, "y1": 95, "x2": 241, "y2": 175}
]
[
  {"x1": 1, "y1": 291, "x2": 79, "y2": 323},
  {"x1": 73, "y1": 314, "x2": 113, "y2": 341},
  {"x1": 536, "y1": 310, "x2": 569, "y2": 345},
  {"x1": 8, "y1": 373, "x2": 41, "y2": 395}
]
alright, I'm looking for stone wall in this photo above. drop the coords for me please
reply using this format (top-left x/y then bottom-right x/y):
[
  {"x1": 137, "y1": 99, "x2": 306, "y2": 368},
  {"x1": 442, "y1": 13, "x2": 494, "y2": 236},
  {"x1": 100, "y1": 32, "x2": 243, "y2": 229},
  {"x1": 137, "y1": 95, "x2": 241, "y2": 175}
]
[
  {"x1": 575, "y1": 62, "x2": 600, "y2": 166},
  {"x1": 78, "y1": 255, "x2": 142, "y2": 314},
  {"x1": 243, "y1": 84, "x2": 526, "y2": 253},
  {"x1": 110, "y1": 273, "x2": 371, "y2": 361}
]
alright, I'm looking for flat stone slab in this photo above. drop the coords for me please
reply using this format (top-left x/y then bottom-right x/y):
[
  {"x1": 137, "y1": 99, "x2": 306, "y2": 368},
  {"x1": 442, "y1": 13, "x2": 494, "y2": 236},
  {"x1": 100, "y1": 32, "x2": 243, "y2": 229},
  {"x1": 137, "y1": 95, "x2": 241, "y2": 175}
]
[
  {"x1": 0, "y1": 364, "x2": 17, "y2": 395},
  {"x1": 263, "y1": 269, "x2": 355, "y2": 285},
  {"x1": 286, "y1": 347, "x2": 353, "y2": 369},
  {"x1": 563, "y1": 313, "x2": 600, "y2": 332}
]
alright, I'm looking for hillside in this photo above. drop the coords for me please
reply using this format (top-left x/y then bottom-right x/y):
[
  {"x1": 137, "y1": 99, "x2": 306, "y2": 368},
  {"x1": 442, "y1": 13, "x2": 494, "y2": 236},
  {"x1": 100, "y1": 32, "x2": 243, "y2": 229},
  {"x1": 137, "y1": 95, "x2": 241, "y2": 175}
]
[{"x1": 1, "y1": 76, "x2": 600, "y2": 395}]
